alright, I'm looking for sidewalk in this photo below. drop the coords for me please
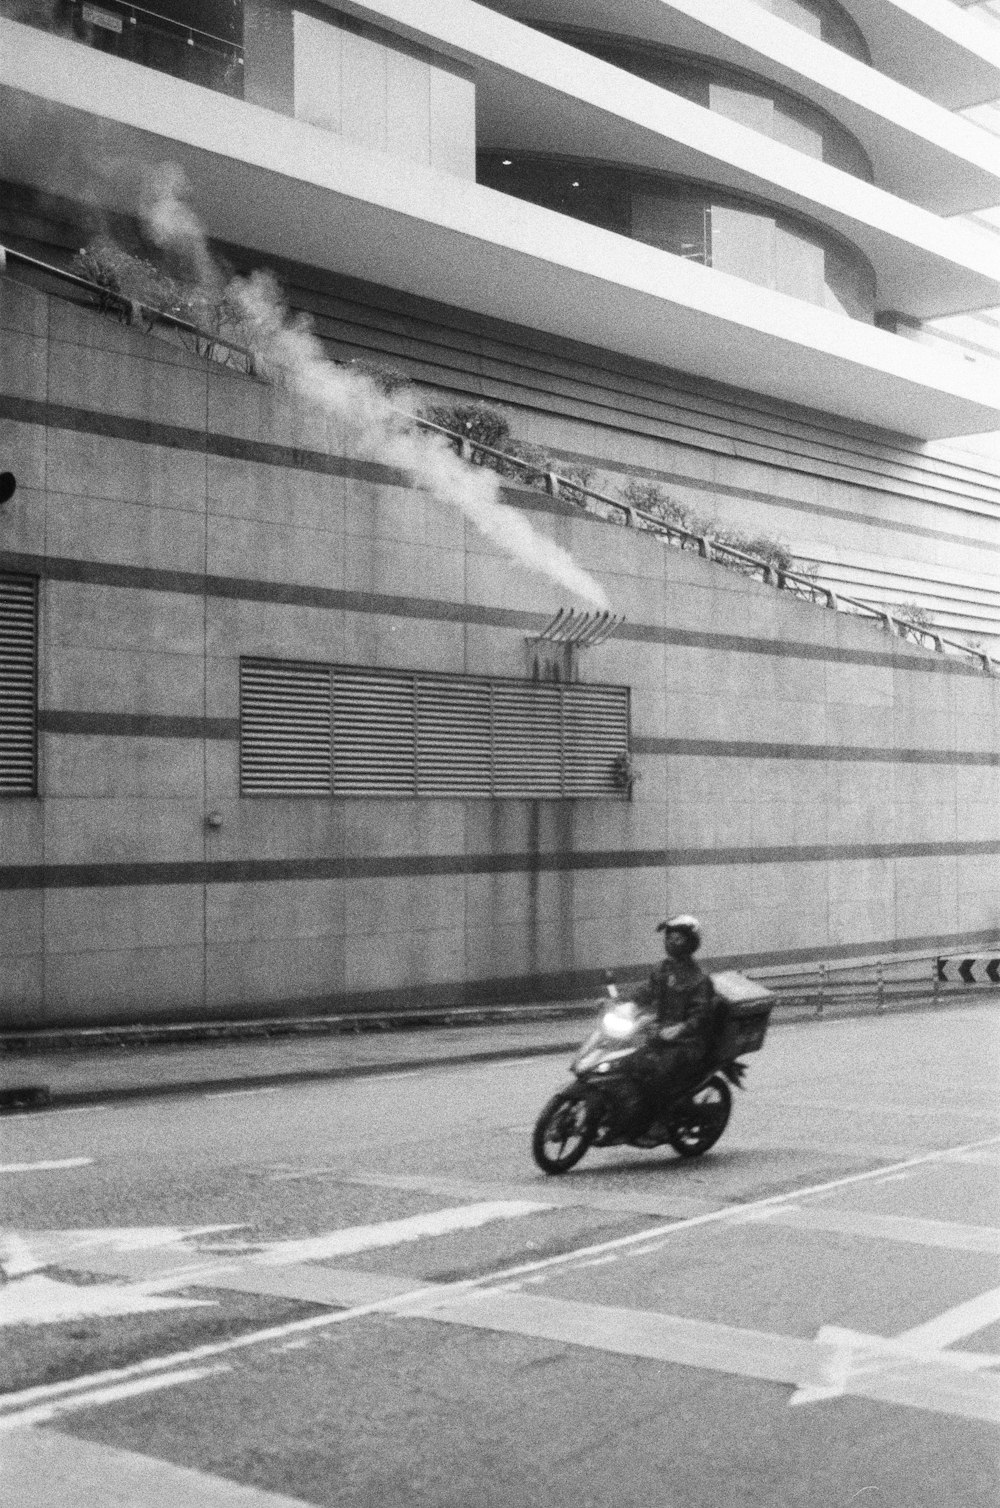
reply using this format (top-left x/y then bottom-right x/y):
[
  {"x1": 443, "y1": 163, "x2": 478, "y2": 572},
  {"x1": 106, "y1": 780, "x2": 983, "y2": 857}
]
[
  {"x1": 0, "y1": 1007, "x2": 597, "y2": 1112},
  {"x1": 1, "y1": 986, "x2": 978, "y2": 1114}
]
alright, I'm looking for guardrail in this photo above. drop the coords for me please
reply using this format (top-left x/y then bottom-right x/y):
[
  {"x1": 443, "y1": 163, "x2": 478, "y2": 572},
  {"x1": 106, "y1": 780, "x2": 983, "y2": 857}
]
[
  {"x1": 0, "y1": 243, "x2": 992, "y2": 675},
  {"x1": 746, "y1": 947, "x2": 1000, "y2": 1017}
]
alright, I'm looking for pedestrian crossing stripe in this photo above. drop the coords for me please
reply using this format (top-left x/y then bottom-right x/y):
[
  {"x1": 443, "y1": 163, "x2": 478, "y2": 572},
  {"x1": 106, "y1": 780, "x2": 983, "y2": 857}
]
[{"x1": 396, "y1": 1289, "x2": 1000, "y2": 1425}]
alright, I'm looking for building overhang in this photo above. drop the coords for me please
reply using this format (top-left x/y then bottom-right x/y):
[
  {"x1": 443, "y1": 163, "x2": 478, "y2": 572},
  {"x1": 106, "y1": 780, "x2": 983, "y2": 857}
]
[
  {"x1": 3, "y1": 26, "x2": 1000, "y2": 441},
  {"x1": 829, "y1": 0, "x2": 1000, "y2": 108},
  {"x1": 330, "y1": 0, "x2": 1000, "y2": 321},
  {"x1": 465, "y1": 0, "x2": 1000, "y2": 215},
  {"x1": 344, "y1": 0, "x2": 1000, "y2": 110}
]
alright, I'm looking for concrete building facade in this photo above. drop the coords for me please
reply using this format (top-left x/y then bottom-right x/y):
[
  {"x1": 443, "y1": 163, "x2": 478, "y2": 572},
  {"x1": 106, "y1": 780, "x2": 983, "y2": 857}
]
[{"x1": 3, "y1": 0, "x2": 1000, "y2": 1028}]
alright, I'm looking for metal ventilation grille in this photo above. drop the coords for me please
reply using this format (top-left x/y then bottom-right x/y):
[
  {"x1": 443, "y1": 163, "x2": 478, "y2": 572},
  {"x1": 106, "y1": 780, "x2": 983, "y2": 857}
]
[
  {"x1": 416, "y1": 675, "x2": 492, "y2": 796},
  {"x1": 241, "y1": 659, "x2": 629, "y2": 799},
  {"x1": 563, "y1": 683, "x2": 631, "y2": 795},
  {"x1": 492, "y1": 682, "x2": 563, "y2": 797},
  {"x1": 240, "y1": 659, "x2": 331, "y2": 795},
  {"x1": 0, "y1": 573, "x2": 37, "y2": 797},
  {"x1": 333, "y1": 666, "x2": 415, "y2": 797}
]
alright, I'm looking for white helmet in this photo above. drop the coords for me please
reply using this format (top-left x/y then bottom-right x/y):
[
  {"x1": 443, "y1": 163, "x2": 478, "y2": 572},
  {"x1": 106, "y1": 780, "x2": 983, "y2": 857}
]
[{"x1": 656, "y1": 914, "x2": 701, "y2": 955}]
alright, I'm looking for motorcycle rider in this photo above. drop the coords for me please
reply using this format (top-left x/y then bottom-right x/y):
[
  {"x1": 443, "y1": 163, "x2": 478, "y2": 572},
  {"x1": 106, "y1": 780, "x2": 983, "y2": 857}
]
[{"x1": 638, "y1": 915, "x2": 721, "y2": 1100}]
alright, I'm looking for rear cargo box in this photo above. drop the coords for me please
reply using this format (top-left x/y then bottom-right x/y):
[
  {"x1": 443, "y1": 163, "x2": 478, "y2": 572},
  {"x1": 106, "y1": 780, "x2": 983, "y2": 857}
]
[{"x1": 709, "y1": 971, "x2": 776, "y2": 1055}]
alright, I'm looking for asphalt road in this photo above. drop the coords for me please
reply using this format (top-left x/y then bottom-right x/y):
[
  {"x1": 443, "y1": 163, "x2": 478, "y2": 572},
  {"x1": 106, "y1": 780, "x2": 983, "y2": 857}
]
[{"x1": 1, "y1": 1003, "x2": 999, "y2": 1507}]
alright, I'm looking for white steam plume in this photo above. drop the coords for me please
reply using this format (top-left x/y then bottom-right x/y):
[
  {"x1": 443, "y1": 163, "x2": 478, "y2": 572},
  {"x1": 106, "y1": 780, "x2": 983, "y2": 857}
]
[
  {"x1": 139, "y1": 166, "x2": 610, "y2": 610},
  {"x1": 139, "y1": 163, "x2": 222, "y2": 298}
]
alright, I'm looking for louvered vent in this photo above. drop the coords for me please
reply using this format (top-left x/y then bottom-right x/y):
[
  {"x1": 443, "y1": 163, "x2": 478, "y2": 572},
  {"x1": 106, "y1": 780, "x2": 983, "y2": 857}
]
[
  {"x1": 241, "y1": 659, "x2": 630, "y2": 799},
  {"x1": 563, "y1": 683, "x2": 631, "y2": 795},
  {"x1": 333, "y1": 666, "x2": 415, "y2": 796},
  {"x1": 240, "y1": 659, "x2": 331, "y2": 795},
  {"x1": 0, "y1": 573, "x2": 37, "y2": 797},
  {"x1": 492, "y1": 681, "x2": 563, "y2": 797},
  {"x1": 416, "y1": 675, "x2": 492, "y2": 796}
]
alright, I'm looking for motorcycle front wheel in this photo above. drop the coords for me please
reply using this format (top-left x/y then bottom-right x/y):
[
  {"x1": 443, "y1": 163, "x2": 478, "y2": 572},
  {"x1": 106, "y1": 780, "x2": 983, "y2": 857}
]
[
  {"x1": 532, "y1": 1088, "x2": 595, "y2": 1175},
  {"x1": 666, "y1": 1076, "x2": 732, "y2": 1158}
]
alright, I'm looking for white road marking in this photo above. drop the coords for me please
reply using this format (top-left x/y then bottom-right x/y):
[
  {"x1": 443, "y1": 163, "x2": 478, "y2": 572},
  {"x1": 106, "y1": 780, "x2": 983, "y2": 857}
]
[
  {"x1": 789, "y1": 1286, "x2": 1000, "y2": 1410},
  {"x1": 479, "y1": 1131, "x2": 1000, "y2": 1286},
  {"x1": 786, "y1": 1326, "x2": 1000, "y2": 1421},
  {"x1": 0, "y1": 1158, "x2": 93, "y2": 1173},
  {"x1": 1, "y1": 1225, "x2": 242, "y2": 1270},
  {"x1": 896, "y1": 1285, "x2": 1000, "y2": 1350},
  {"x1": 399, "y1": 1291, "x2": 1000, "y2": 1423},
  {"x1": 153, "y1": 1261, "x2": 447, "y2": 1310},
  {"x1": 249, "y1": 1202, "x2": 551, "y2": 1266},
  {"x1": 752, "y1": 1095, "x2": 1000, "y2": 1120},
  {"x1": 1, "y1": 1232, "x2": 41, "y2": 1278},
  {"x1": 0, "y1": 1225, "x2": 242, "y2": 1327},
  {"x1": 0, "y1": 1365, "x2": 230, "y2": 1431},
  {"x1": 404, "y1": 1288, "x2": 817, "y2": 1383},
  {"x1": 0, "y1": 1272, "x2": 214, "y2": 1327},
  {"x1": 946, "y1": 1148, "x2": 1000, "y2": 1166},
  {"x1": 0, "y1": 1428, "x2": 318, "y2": 1507},
  {"x1": 758, "y1": 1208, "x2": 1000, "y2": 1255},
  {"x1": 4, "y1": 1134, "x2": 998, "y2": 1427},
  {"x1": 339, "y1": 1170, "x2": 722, "y2": 1220},
  {"x1": 0, "y1": 1281, "x2": 457, "y2": 1427}
]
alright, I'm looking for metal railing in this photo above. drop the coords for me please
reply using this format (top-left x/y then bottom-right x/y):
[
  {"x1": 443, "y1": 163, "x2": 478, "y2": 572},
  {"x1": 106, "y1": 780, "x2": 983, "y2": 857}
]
[
  {"x1": 0, "y1": 242, "x2": 993, "y2": 674},
  {"x1": 745, "y1": 947, "x2": 1000, "y2": 1017},
  {"x1": 2, "y1": 0, "x2": 244, "y2": 97},
  {"x1": 92, "y1": 0, "x2": 241, "y2": 53}
]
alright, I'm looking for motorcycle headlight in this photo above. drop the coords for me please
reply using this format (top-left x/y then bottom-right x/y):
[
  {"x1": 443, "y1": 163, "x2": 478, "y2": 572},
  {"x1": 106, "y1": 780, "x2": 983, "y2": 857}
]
[{"x1": 601, "y1": 1007, "x2": 637, "y2": 1038}]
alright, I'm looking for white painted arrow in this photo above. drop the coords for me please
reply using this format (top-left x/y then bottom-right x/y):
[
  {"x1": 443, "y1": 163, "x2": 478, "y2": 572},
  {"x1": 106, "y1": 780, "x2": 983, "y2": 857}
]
[
  {"x1": 0, "y1": 1225, "x2": 243, "y2": 1276},
  {"x1": 0, "y1": 1226, "x2": 242, "y2": 1329},
  {"x1": 0, "y1": 1274, "x2": 214, "y2": 1327},
  {"x1": 789, "y1": 1284, "x2": 1000, "y2": 1412}
]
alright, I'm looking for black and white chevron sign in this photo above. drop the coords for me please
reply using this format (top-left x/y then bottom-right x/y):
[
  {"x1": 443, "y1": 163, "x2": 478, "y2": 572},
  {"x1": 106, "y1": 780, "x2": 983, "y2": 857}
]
[{"x1": 936, "y1": 956, "x2": 1000, "y2": 984}]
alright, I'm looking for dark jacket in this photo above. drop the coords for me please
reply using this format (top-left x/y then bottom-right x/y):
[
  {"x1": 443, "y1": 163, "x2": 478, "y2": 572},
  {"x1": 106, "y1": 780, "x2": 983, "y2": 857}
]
[{"x1": 641, "y1": 956, "x2": 719, "y2": 1052}]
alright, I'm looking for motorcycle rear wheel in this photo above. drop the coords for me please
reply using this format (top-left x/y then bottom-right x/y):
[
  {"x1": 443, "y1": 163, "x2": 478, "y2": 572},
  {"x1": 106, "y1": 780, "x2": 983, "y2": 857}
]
[
  {"x1": 532, "y1": 1089, "x2": 595, "y2": 1175},
  {"x1": 666, "y1": 1076, "x2": 732, "y2": 1158}
]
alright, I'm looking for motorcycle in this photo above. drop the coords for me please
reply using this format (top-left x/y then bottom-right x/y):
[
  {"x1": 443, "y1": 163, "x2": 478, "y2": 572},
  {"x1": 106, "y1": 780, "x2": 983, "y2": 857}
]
[{"x1": 531, "y1": 972, "x2": 774, "y2": 1175}]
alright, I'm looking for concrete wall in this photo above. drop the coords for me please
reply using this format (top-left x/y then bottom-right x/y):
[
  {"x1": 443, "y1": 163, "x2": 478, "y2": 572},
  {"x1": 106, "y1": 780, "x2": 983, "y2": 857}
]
[
  {"x1": 258, "y1": 253, "x2": 1000, "y2": 653},
  {"x1": 243, "y1": 0, "x2": 476, "y2": 180},
  {"x1": 2, "y1": 274, "x2": 1000, "y2": 1030},
  {"x1": 293, "y1": 10, "x2": 475, "y2": 180}
]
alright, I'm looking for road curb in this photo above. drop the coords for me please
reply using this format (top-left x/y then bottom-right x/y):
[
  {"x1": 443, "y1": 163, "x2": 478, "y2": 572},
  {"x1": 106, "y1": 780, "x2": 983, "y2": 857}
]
[
  {"x1": 0, "y1": 1002, "x2": 597, "y2": 1056},
  {"x1": 1, "y1": 992, "x2": 987, "y2": 1116},
  {"x1": 0, "y1": 1037, "x2": 583, "y2": 1115}
]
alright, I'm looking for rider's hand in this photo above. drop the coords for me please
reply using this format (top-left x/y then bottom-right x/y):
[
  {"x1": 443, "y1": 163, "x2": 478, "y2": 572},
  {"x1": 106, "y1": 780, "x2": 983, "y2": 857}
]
[{"x1": 657, "y1": 1024, "x2": 684, "y2": 1042}]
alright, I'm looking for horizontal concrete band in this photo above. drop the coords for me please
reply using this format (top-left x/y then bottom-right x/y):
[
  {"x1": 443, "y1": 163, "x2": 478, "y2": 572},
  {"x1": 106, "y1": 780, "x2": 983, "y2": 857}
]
[
  {"x1": 7, "y1": 384, "x2": 997, "y2": 568},
  {"x1": 633, "y1": 736, "x2": 1000, "y2": 766},
  {"x1": 0, "y1": 547, "x2": 979, "y2": 678},
  {"x1": 38, "y1": 711, "x2": 238, "y2": 740},
  {"x1": 9, "y1": 374, "x2": 995, "y2": 560},
  {"x1": 0, "y1": 393, "x2": 990, "y2": 674},
  {"x1": 33, "y1": 714, "x2": 1000, "y2": 766},
  {"x1": 0, "y1": 393, "x2": 410, "y2": 488},
  {"x1": 2, "y1": 839, "x2": 999, "y2": 891},
  {"x1": 91, "y1": 925, "x2": 999, "y2": 1016}
]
